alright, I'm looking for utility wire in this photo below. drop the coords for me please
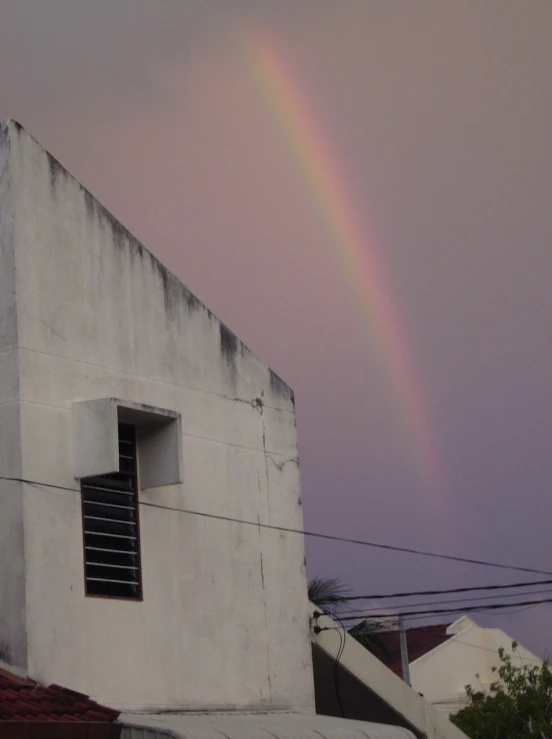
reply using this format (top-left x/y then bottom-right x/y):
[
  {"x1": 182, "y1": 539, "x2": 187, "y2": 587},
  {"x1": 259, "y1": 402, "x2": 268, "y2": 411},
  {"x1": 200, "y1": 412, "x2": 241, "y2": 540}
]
[
  {"x1": 337, "y1": 596, "x2": 552, "y2": 622},
  {"x1": 375, "y1": 599, "x2": 550, "y2": 624},
  {"x1": 392, "y1": 600, "x2": 550, "y2": 624},
  {"x1": 3, "y1": 475, "x2": 552, "y2": 576},
  {"x1": 333, "y1": 619, "x2": 347, "y2": 718},
  {"x1": 338, "y1": 587, "x2": 552, "y2": 617},
  {"x1": 343, "y1": 577, "x2": 552, "y2": 601},
  {"x1": 445, "y1": 639, "x2": 543, "y2": 663},
  {"x1": 320, "y1": 599, "x2": 551, "y2": 631}
]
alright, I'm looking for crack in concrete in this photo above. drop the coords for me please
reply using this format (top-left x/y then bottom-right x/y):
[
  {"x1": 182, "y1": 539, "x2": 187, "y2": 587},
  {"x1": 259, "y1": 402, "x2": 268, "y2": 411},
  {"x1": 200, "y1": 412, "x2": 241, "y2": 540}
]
[
  {"x1": 8, "y1": 291, "x2": 66, "y2": 341},
  {"x1": 266, "y1": 455, "x2": 299, "y2": 472}
]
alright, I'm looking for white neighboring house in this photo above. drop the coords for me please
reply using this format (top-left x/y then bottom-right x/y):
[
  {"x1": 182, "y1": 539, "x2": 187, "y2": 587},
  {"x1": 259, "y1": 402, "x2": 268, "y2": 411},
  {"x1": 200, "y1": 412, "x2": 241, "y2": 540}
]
[
  {"x1": 409, "y1": 616, "x2": 544, "y2": 716},
  {"x1": 311, "y1": 607, "x2": 468, "y2": 739}
]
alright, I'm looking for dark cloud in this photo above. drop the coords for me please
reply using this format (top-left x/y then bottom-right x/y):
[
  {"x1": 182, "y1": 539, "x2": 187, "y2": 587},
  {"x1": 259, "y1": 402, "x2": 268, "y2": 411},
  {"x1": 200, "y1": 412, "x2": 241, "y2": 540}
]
[
  {"x1": 0, "y1": 0, "x2": 342, "y2": 115},
  {"x1": 1, "y1": 1, "x2": 205, "y2": 113}
]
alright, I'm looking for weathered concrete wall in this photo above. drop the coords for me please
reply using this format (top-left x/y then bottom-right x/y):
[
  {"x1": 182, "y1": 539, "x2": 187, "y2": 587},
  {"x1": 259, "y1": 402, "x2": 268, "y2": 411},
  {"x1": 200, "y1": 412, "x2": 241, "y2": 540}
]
[
  {"x1": 0, "y1": 122, "x2": 27, "y2": 671},
  {"x1": 312, "y1": 607, "x2": 469, "y2": 739},
  {"x1": 0, "y1": 121, "x2": 314, "y2": 712},
  {"x1": 409, "y1": 617, "x2": 544, "y2": 716},
  {"x1": 0, "y1": 121, "x2": 18, "y2": 352}
]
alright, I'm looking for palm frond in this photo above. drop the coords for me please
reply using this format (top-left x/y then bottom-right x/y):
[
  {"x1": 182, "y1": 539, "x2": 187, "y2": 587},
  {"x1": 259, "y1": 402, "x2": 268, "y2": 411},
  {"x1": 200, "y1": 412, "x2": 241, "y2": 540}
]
[{"x1": 308, "y1": 576, "x2": 351, "y2": 616}]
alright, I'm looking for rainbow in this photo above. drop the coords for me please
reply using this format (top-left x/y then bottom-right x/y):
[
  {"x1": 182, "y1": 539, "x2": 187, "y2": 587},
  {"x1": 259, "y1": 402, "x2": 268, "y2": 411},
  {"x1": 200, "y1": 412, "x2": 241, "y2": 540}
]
[{"x1": 244, "y1": 29, "x2": 444, "y2": 499}]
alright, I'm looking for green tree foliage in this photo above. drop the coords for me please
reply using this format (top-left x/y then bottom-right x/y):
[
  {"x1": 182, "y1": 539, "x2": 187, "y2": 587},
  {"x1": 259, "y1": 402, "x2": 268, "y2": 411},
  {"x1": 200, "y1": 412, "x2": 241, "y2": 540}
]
[{"x1": 450, "y1": 642, "x2": 552, "y2": 738}]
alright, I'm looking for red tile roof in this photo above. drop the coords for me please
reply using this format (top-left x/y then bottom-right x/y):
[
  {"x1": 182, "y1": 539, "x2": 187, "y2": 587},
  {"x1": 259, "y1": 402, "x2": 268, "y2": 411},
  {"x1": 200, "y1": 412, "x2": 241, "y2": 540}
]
[
  {"x1": 0, "y1": 668, "x2": 120, "y2": 723},
  {"x1": 363, "y1": 623, "x2": 452, "y2": 676}
]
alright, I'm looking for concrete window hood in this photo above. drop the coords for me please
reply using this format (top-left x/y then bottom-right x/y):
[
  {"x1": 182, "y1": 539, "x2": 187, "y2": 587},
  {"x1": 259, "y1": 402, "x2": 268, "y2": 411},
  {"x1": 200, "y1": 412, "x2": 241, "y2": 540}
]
[{"x1": 72, "y1": 398, "x2": 182, "y2": 489}]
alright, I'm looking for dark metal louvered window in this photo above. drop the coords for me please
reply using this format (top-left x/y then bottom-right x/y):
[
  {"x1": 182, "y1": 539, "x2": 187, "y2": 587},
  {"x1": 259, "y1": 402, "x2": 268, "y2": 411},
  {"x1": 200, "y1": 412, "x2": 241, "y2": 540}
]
[{"x1": 81, "y1": 423, "x2": 142, "y2": 599}]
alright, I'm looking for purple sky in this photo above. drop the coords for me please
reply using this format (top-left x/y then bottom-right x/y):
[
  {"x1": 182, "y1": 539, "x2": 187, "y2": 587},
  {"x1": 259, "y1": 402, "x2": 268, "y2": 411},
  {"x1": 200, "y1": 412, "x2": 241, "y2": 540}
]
[{"x1": 2, "y1": 1, "x2": 551, "y2": 657}]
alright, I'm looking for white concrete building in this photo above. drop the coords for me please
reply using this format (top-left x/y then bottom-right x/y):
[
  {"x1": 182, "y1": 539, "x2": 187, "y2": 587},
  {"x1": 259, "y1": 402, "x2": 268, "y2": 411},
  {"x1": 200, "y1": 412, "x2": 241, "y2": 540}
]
[
  {"x1": 311, "y1": 608, "x2": 468, "y2": 739},
  {"x1": 0, "y1": 120, "x2": 466, "y2": 739},
  {"x1": 408, "y1": 616, "x2": 544, "y2": 716},
  {"x1": 0, "y1": 119, "x2": 313, "y2": 713}
]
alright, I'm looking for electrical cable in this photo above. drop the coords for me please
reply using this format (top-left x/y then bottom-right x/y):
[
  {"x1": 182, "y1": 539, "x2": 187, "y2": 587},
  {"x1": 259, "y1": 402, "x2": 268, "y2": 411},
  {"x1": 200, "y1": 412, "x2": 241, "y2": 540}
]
[
  {"x1": 333, "y1": 618, "x2": 347, "y2": 718},
  {"x1": 360, "y1": 602, "x2": 549, "y2": 626},
  {"x1": 3, "y1": 475, "x2": 551, "y2": 577},
  {"x1": 322, "y1": 597, "x2": 552, "y2": 631},
  {"x1": 337, "y1": 596, "x2": 552, "y2": 622},
  {"x1": 443, "y1": 639, "x2": 543, "y2": 662},
  {"x1": 333, "y1": 627, "x2": 344, "y2": 717},
  {"x1": 385, "y1": 600, "x2": 550, "y2": 625},
  {"x1": 343, "y1": 577, "x2": 552, "y2": 601},
  {"x1": 366, "y1": 603, "x2": 552, "y2": 628},
  {"x1": 337, "y1": 587, "x2": 552, "y2": 617},
  {"x1": 479, "y1": 604, "x2": 543, "y2": 617},
  {"x1": 330, "y1": 599, "x2": 552, "y2": 633}
]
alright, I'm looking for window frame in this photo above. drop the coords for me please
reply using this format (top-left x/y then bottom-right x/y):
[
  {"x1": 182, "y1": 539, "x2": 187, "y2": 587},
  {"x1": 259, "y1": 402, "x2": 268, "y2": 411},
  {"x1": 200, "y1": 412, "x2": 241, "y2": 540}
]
[{"x1": 80, "y1": 422, "x2": 144, "y2": 601}]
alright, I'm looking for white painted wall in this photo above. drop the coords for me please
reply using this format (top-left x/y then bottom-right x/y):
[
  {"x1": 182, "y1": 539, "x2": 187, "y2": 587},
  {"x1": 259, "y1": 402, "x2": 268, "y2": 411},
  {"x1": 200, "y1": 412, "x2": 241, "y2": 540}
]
[
  {"x1": 0, "y1": 120, "x2": 315, "y2": 713},
  {"x1": 409, "y1": 616, "x2": 544, "y2": 716},
  {"x1": 0, "y1": 121, "x2": 27, "y2": 670},
  {"x1": 312, "y1": 607, "x2": 469, "y2": 739}
]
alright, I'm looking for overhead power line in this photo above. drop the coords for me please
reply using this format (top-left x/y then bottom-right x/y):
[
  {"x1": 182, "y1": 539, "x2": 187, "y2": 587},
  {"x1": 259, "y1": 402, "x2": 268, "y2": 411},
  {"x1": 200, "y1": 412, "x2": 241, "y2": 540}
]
[
  {"x1": 377, "y1": 599, "x2": 550, "y2": 624},
  {"x1": 2, "y1": 475, "x2": 552, "y2": 577},
  {"x1": 439, "y1": 639, "x2": 542, "y2": 663},
  {"x1": 322, "y1": 600, "x2": 550, "y2": 629},
  {"x1": 320, "y1": 600, "x2": 552, "y2": 630},
  {"x1": 338, "y1": 596, "x2": 552, "y2": 622},
  {"x1": 344, "y1": 577, "x2": 552, "y2": 601},
  {"x1": 339, "y1": 587, "x2": 552, "y2": 617}
]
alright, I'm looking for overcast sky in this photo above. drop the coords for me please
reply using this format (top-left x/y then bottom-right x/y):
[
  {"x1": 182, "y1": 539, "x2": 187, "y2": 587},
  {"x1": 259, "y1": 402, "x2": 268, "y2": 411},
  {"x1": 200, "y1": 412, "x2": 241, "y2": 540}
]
[{"x1": 2, "y1": 1, "x2": 552, "y2": 657}]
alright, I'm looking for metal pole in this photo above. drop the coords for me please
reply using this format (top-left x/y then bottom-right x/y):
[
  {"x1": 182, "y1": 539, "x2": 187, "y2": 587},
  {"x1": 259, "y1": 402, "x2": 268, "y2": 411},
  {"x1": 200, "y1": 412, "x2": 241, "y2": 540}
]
[{"x1": 399, "y1": 615, "x2": 411, "y2": 686}]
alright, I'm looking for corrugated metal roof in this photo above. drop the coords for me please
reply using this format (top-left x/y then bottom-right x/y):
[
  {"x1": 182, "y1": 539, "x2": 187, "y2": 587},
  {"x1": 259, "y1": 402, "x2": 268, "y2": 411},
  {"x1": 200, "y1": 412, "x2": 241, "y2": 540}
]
[{"x1": 119, "y1": 712, "x2": 416, "y2": 739}]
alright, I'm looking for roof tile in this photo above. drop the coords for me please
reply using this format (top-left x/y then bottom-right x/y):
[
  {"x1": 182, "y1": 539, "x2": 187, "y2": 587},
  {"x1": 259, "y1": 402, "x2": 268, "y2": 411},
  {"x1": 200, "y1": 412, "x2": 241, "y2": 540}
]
[
  {"x1": 0, "y1": 669, "x2": 120, "y2": 723},
  {"x1": 363, "y1": 622, "x2": 452, "y2": 676}
]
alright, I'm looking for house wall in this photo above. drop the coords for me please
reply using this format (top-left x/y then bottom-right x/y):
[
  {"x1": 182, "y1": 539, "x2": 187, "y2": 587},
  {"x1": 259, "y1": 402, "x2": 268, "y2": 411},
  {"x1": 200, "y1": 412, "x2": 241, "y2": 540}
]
[
  {"x1": 0, "y1": 122, "x2": 27, "y2": 670},
  {"x1": 312, "y1": 608, "x2": 469, "y2": 739},
  {"x1": 0, "y1": 121, "x2": 315, "y2": 713},
  {"x1": 410, "y1": 620, "x2": 544, "y2": 716},
  {"x1": 312, "y1": 645, "x2": 424, "y2": 737}
]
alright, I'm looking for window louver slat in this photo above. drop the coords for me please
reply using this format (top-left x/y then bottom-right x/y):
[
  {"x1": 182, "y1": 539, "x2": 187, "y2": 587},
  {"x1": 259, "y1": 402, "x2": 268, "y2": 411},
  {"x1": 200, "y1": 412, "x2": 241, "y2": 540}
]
[
  {"x1": 81, "y1": 423, "x2": 142, "y2": 599},
  {"x1": 86, "y1": 562, "x2": 137, "y2": 568}
]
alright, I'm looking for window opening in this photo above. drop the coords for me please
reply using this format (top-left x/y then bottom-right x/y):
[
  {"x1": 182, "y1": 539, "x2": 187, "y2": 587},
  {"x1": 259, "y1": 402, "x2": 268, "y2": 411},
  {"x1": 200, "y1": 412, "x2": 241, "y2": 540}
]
[{"x1": 81, "y1": 423, "x2": 142, "y2": 599}]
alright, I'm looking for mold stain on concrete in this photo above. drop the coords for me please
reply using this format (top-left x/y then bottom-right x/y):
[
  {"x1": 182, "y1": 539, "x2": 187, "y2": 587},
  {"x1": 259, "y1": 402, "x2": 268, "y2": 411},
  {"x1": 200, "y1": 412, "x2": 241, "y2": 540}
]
[
  {"x1": 260, "y1": 549, "x2": 272, "y2": 702},
  {"x1": 269, "y1": 368, "x2": 293, "y2": 402},
  {"x1": 32, "y1": 125, "x2": 255, "y2": 373},
  {"x1": 160, "y1": 266, "x2": 204, "y2": 317},
  {"x1": 20, "y1": 125, "x2": 228, "y2": 343},
  {"x1": 45, "y1": 151, "x2": 73, "y2": 197},
  {"x1": 219, "y1": 322, "x2": 239, "y2": 366},
  {"x1": 259, "y1": 552, "x2": 265, "y2": 590},
  {"x1": 48, "y1": 156, "x2": 60, "y2": 193},
  {"x1": 160, "y1": 267, "x2": 174, "y2": 317}
]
